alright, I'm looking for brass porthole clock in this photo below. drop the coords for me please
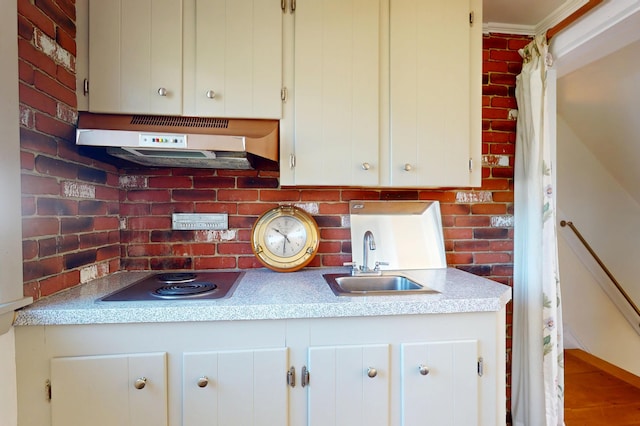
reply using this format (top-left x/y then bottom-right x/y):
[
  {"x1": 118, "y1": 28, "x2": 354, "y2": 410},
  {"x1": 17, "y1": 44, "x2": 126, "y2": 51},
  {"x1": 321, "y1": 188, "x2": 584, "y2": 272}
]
[{"x1": 251, "y1": 205, "x2": 320, "y2": 272}]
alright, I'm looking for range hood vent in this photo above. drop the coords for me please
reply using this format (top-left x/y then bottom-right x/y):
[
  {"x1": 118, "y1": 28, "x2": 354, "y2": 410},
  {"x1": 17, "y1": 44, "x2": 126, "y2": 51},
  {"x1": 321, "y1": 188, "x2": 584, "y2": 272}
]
[
  {"x1": 76, "y1": 112, "x2": 279, "y2": 170},
  {"x1": 130, "y1": 115, "x2": 230, "y2": 129}
]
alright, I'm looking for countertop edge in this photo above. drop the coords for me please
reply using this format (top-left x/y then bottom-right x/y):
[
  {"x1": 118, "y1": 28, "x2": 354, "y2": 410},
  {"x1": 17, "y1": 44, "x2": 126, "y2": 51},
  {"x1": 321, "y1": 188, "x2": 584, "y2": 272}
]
[{"x1": 14, "y1": 268, "x2": 512, "y2": 326}]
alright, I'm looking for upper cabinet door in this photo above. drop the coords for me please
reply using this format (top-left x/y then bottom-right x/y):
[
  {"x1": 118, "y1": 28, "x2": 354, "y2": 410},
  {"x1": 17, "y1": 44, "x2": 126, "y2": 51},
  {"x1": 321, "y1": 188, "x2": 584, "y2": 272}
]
[
  {"x1": 89, "y1": 0, "x2": 183, "y2": 115},
  {"x1": 183, "y1": 0, "x2": 283, "y2": 118},
  {"x1": 389, "y1": 0, "x2": 481, "y2": 187},
  {"x1": 288, "y1": 0, "x2": 382, "y2": 186}
]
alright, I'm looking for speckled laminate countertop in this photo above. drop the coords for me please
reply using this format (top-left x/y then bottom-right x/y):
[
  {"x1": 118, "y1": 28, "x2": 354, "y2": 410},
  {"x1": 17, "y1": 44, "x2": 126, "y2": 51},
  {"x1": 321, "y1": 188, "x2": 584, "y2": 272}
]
[{"x1": 13, "y1": 267, "x2": 512, "y2": 326}]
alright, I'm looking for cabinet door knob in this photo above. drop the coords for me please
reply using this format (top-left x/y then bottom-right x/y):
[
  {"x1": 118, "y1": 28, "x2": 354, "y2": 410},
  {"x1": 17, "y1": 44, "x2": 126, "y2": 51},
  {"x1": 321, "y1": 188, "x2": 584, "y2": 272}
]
[
  {"x1": 157, "y1": 87, "x2": 168, "y2": 97},
  {"x1": 404, "y1": 163, "x2": 413, "y2": 172},
  {"x1": 418, "y1": 365, "x2": 430, "y2": 376},
  {"x1": 367, "y1": 367, "x2": 377, "y2": 378},
  {"x1": 134, "y1": 377, "x2": 147, "y2": 389},
  {"x1": 361, "y1": 162, "x2": 371, "y2": 171},
  {"x1": 206, "y1": 90, "x2": 216, "y2": 99},
  {"x1": 197, "y1": 376, "x2": 209, "y2": 388}
]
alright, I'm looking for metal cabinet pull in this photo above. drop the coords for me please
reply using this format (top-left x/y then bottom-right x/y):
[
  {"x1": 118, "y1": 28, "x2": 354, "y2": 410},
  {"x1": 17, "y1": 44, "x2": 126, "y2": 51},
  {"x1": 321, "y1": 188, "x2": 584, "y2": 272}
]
[
  {"x1": 287, "y1": 366, "x2": 296, "y2": 388},
  {"x1": 157, "y1": 87, "x2": 167, "y2": 97},
  {"x1": 404, "y1": 163, "x2": 413, "y2": 172},
  {"x1": 361, "y1": 162, "x2": 371, "y2": 171},
  {"x1": 418, "y1": 365, "x2": 430, "y2": 376},
  {"x1": 367, "y1": 367, "x2": 377, "y2": 378},
  {"x1": 206, "y1": 90, "x2": 216, "y2": 99},
  {"x1": 134, "y1": 377, "x2": 147, "y2": 389},
  {"x1": 301, "y1": 365, "x2": 310, "y2": 387},
  {"x1": 197, "y1": 376, "x2": 209, "y2": 388}
]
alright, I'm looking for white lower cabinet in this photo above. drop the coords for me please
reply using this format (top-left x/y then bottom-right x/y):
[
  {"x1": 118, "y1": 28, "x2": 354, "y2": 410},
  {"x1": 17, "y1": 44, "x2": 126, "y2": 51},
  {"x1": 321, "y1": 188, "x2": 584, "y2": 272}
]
[
  {"x1": 50, "y1": 352, "x2": 168, "y2": 426},
  {"x1": 182, "y1": 348, "x2": 289, "y2": 426},
  {"x1": 16, "y1": 312, "x2": 506, "y2": 426},
  {"x1": 400, "y1": 341, "x2": 478, "y2": 425},
  {"x1": 307, "y1": 344, "x2": 391, "y2": 426}
]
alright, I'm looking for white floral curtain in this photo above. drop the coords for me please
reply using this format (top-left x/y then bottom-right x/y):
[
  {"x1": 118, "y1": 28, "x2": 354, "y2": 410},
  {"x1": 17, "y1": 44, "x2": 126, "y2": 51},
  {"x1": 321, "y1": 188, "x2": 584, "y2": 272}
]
[{"x1": 512, "y1": 34, "x2": 564, "y2": 426}]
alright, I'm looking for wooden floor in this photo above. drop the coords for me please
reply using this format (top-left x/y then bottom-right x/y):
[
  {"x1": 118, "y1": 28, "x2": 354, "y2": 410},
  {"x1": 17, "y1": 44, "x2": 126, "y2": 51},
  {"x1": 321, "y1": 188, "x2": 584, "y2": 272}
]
[{"x1": 565, "y1": 349, "x2": 640, "y2": 425}]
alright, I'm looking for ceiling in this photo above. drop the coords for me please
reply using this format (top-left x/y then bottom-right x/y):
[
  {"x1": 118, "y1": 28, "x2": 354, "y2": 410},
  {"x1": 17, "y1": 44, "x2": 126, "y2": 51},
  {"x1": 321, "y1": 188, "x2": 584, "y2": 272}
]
[{"x1": 484, "y1": 0, "x2": 571, "y2": 28}]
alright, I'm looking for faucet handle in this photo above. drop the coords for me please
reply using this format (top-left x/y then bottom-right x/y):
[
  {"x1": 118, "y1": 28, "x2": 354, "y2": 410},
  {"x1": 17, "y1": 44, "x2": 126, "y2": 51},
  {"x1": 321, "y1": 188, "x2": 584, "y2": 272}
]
[
  {"x1": 374, "y1": 261, "x2": 389, "y2": 272},
  {"x1": 343, "y1": 262, "x2": 358, "y2": 275}
]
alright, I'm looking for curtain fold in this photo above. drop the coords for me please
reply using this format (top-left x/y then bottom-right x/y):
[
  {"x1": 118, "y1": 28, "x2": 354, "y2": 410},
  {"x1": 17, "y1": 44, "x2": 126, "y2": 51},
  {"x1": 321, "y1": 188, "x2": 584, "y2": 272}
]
[{"x1": 512, "y1": 34, "x2": 565, "y2": 426}]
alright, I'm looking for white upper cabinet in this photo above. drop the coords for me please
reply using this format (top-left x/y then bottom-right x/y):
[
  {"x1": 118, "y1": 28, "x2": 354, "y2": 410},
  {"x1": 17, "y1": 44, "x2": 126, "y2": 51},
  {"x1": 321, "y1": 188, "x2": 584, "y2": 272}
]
[
  {"x1": 183, "y1": 0, "x2": 283, "y2": 118},
  {"x1": 89, "y1": 0, "x2": 183, "y2": 115},
  {"x1": 389, "y1": 0, "x2": 482, "y2": 187},
  {"x1": 284, "y1": 0, "x2": 382, "y2": 186},
  {"x1": 281, "y1": 0, "x2": 482, "y2": 187},
  {"x1": 87, "y1": 0, "x2": 283, "y2": 118}
]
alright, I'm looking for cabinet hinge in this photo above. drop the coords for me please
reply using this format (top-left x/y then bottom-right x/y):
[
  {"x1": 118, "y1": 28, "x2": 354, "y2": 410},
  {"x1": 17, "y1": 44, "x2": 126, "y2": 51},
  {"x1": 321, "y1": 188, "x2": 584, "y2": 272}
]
[
  {"x1": 281, "y1": 87, "x2": 288, "y2": 102},
  {"x1": 469, "y1": 11, "x2": 475, "y2": 26},
  {"x1": 301, "y1": 365, "x2": 310, "y2": 387},
  {"x1": 83, "y1": 78, "x2": 89, "y2": 96},
  {"x1": 477, "y1": 357, "x2": 484, "y2": 377},
  {"x1": 469, "y1": 158, "x2": 473, "y2": 172},
  {"x1": 289, "y1": 154, "x2": 296, "y2": 169},
  {"x1": 45, "y1": 379, "x2": 52, "y2": 401},
  {"x1": 287, "y1": 366, "x2": 296, "y2": 387}
]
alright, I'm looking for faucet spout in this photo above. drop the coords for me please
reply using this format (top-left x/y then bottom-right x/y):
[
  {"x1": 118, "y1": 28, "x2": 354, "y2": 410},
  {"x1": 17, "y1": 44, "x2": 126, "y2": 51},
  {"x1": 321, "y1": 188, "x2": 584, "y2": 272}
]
[{"x1": 362, "y1": 230, "x2": 376, "y2": 272}]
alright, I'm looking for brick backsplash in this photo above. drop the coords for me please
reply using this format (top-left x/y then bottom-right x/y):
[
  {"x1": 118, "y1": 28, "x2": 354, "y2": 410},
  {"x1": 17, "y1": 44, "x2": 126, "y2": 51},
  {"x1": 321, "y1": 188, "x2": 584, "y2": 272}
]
[{"x1": 17, "y1": 2, "x2": 526, "y2": 417}]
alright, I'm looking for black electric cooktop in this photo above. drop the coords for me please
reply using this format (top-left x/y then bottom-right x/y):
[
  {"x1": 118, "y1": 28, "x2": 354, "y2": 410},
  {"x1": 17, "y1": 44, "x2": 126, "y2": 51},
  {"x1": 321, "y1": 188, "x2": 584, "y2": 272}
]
[{"x1": 100, "y1": 271, "x2": 244, "y2": 301}]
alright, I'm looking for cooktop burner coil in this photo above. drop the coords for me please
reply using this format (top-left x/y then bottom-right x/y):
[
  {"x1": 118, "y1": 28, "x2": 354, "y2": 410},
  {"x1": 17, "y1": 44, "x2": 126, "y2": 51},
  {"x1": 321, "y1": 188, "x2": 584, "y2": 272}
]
[
  {"x1": 152, "y1": 282, "x2": 218, "y2": 298},
  {"x1": 155, "y1": 272, "x2": 198, "y2": 283}
]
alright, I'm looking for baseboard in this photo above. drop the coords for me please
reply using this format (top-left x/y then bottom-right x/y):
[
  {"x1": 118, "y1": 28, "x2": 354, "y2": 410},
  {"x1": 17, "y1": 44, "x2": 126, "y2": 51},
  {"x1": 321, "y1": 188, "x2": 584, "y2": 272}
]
[{"x1": 566, "y1": 349, "x2": 640, "y2": 389}]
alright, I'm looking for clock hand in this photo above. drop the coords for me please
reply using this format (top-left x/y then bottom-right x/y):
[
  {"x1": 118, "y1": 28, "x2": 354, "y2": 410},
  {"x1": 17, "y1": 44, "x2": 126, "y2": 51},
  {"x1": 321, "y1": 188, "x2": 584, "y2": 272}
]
[{"x1": 273, "y1": 228, "x2": 291, "y2": 243}]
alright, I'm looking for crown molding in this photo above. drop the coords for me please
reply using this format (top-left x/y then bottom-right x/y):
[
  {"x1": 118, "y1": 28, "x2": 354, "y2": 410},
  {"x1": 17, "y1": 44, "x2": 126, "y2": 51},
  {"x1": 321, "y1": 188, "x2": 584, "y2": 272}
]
[
  {"x1": 535, "y1": 0, "x2": 590, "y2": 34},
  {"x1": 483, "y1": 22, "x2": 536, "y2": 36}
]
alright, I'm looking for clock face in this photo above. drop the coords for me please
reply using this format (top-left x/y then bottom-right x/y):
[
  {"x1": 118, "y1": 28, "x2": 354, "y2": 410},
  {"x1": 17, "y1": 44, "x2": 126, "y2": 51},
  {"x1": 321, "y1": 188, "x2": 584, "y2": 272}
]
[
  {"x1": 251, "y1": 206, "x2": 320, "y2": 272},
  {"x1": 264, "y1": 216, "x2": 307, "y2": 257}
]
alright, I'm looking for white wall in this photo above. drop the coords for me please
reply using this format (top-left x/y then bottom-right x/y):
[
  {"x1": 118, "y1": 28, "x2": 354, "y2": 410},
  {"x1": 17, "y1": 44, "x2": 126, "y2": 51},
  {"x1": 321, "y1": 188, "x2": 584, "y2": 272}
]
[
  {"x1": 557, "y1": 115, "x2": 640, "y2": 375},
  {"x1": 0, "y1": 0, "x2": 22, "y2": 424}
]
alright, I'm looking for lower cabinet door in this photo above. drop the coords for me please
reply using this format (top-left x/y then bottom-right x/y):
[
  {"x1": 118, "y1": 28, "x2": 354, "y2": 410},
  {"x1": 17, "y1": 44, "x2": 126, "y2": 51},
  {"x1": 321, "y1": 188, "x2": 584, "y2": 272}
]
[
  {"x1": 183, "y1": 348, "x2": 289, "y2": 426},
  {"x1": 400, "y1": 340, "x2": 479, "y2": 425},
  {"x1": 50, "y1": 352, "x2": 168, "y2": 426},
  {"x1": 307, "y1": 344, "x2": 390, "y2": 426}
]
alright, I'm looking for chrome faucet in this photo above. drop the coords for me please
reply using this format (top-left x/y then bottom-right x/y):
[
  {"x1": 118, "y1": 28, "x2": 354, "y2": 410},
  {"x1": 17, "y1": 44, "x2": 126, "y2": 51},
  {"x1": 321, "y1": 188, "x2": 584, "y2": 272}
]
[{"x1": 362, "y1": 230, "x2": 376, "y2": 272}]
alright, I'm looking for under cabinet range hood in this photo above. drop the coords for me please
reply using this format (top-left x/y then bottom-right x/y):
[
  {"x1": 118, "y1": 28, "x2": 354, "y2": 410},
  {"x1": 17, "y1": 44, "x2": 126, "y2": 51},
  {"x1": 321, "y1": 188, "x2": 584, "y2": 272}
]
[{"x1": 75, "y1": 112, "x2": 279, "y2": 169}]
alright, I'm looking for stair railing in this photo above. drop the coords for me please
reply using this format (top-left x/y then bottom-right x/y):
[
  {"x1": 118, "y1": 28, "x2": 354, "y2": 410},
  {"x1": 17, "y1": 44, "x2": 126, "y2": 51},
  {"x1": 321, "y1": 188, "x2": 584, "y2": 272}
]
[{"x1": 560, "y1": 220, "x2": 640, "y2": 326}]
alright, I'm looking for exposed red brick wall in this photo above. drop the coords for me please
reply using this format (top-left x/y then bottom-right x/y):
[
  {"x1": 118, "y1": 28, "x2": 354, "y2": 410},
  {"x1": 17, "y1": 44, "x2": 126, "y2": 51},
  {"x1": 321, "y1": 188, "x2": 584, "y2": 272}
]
[
  {"x1": 484, "y1": 34, "x2": 530, "y2": 421},
  {"x1": 18, "y1": 0, "x2": 121, "y2": 300}
]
